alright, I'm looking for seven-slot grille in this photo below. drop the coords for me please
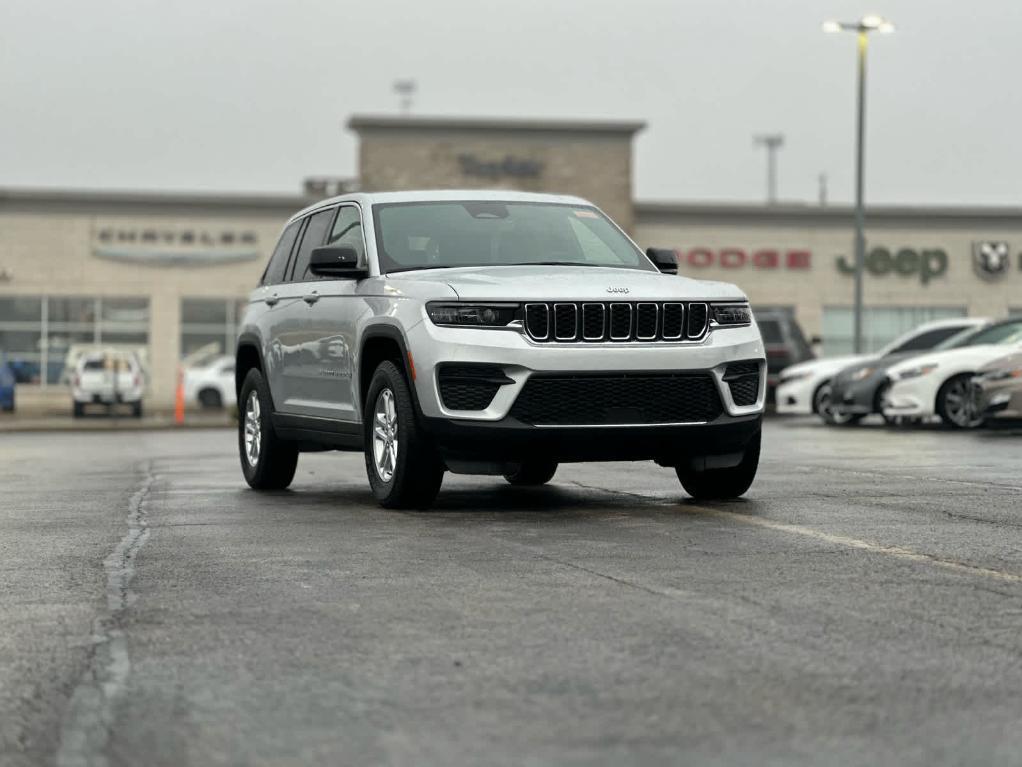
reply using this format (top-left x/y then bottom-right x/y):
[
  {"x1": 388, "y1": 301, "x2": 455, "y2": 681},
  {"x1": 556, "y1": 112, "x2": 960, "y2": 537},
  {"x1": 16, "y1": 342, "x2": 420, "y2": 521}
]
[{"x1": 524, "y1": 302, "x2": 708, "y2": 342}]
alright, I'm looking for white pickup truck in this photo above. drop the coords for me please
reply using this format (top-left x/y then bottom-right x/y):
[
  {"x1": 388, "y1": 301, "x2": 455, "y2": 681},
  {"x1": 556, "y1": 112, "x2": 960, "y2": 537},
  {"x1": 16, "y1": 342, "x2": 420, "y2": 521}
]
[{"x1": 71, "y1": 350, "x2": 145, "y2": 418}]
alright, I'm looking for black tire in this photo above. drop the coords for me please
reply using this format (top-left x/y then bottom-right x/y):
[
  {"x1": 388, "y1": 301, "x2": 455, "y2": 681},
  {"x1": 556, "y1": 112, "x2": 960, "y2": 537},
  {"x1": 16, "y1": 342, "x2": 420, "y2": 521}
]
[
  {"x1": 198, "y1": 388, "x2": 223, "y2": 409},
  {"x1": 936, "y1": 373, "x2": 983, "y2": 429},
  {"x1": 813, "y1": 381, "x2": 858, "y2": 426},
  {"x1": 131, "y1": 401, "x2": 143, "y2": 419},
  {"x1": 504, "y1": 459, "x2": 558, "y2": 486},
  {"x1": 73, "y1": 402, "x2": 85, "y2": 418},
  {"x1": 238, "y1": 368, "x2": 298, "y2": 490},
  {"x1": 874, "y1": 380, "x2": 898, "y2": 426},
  {"x1": 677, "y1": 429, "x2": 761, "y2": 500},
  {"x1": 364, "y1": 360, "x2": 444, "y2": 509}
]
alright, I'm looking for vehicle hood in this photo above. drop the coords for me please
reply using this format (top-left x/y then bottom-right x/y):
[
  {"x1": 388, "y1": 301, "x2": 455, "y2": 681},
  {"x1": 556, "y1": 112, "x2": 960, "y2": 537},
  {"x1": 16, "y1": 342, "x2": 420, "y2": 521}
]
[
  {"x1": 780, "y1": 354, "x2": 870, "y2": 380},
  {"x1": 977, "y1": 350, "x2": 1022, "y2": 375},
  {"x1": 387, "y1": 265, "x2": 747, "y2": 302},
  {"x1": 887, "y1": 343, "x2": 1022, "y2": 377}
]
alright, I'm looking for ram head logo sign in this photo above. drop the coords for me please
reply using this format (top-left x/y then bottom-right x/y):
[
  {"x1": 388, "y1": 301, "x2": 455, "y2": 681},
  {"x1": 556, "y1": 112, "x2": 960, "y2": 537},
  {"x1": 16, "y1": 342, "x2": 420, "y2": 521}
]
[{"x1": 972, "y1": 241, "x2": 1011, "y2": 281}]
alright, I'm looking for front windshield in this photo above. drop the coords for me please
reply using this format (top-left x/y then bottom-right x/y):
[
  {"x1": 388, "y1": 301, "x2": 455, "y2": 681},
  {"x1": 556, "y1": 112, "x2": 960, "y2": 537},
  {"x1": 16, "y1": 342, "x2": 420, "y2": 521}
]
[{"x1": 372, "y1": 201, "x2": 654, "y2": 274}]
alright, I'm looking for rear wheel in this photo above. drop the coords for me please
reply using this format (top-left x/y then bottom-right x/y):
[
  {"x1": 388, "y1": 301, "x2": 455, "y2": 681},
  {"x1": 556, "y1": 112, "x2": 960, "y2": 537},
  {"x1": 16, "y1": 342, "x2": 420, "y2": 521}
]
[
  {"x1": 504, "y1": 459, "x2": 558, "y2": 486},
  {"x1": 677, "y1": 430, "x2": 760, "y2": 500},
  {"x1": 936, "y1": 374, "x2": 983, "y2": 429},
  {"x1": 131, "y1": 401, "x2": 143, "y2": 419},
  {"x1": 72, "y1": 402, "x2": 84, "y2": 418},
  {"x1": 238, "y1": 368, "x2": 298, "y2": 489},
  {"x1": 364, "y1": 361, "x2": 444, "y2": 509}
]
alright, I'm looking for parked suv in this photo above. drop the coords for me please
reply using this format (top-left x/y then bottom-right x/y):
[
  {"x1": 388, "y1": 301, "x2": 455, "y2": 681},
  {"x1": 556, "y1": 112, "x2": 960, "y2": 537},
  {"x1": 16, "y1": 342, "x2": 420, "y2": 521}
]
[{"x1": 236, "y1": 191, "x2": 765, "y2": 508}]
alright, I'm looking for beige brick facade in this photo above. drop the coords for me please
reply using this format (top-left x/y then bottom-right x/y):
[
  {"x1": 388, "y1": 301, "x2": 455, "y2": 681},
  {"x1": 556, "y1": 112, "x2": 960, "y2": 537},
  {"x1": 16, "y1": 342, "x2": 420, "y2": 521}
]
[{"x1": 351, "y1": 116, "x2": 643, "y2": 233}]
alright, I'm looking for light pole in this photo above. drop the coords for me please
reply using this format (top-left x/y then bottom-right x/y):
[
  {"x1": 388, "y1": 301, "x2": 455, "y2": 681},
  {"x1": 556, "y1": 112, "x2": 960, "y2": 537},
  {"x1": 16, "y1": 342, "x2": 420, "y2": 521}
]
[
  {"x1": 753, "y1": 133, "x2": 784, "y2": 205},
  {"x1": 823, "y1": 15, "x2": 894, "y2": 354}
]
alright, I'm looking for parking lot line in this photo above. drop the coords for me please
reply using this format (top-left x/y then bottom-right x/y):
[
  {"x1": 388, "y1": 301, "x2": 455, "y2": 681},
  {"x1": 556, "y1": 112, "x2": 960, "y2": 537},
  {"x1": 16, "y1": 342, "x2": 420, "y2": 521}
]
[{"x1": 690, "y1": 505, "x2": 1022, "y2": 584}]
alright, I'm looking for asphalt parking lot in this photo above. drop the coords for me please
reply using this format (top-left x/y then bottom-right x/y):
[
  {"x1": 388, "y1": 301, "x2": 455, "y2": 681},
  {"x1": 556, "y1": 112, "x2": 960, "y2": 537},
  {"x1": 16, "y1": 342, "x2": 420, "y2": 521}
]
[{"x1": 3, "y1": 417, "x2": 1022, "y2": 767}]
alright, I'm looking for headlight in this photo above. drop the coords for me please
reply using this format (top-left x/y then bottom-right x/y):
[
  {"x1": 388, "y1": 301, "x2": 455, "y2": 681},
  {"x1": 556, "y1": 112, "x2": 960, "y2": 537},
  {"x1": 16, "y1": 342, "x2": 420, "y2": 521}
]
[
  {"x1": 712, "y1": 303, "x2": 752, "y2": 326},
  {"x1": 850, "y1": 366, "x2": 876, "y2": 382},
  {"x1": 981, "y1": 367, "x2": 1022, "y2": 381},
  {"x1": 426, "y1": 302, "x2": 520, "y2": 327},
  {"x1": 898, "y1": 363, "x2": 938, "y2": 380},
  {"x1": 779, "y1": 370, "x2": 812, "y2": 385}
]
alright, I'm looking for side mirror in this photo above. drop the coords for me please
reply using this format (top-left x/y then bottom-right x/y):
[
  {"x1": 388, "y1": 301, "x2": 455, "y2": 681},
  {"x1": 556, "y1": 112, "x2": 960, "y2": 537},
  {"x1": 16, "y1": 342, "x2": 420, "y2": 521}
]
[
  {"x1": 646, "y1": 248, "x2": 678, "y2": 275},
  {"x1": 309, "y1": 245, "x2": 367, "y2": 278}
]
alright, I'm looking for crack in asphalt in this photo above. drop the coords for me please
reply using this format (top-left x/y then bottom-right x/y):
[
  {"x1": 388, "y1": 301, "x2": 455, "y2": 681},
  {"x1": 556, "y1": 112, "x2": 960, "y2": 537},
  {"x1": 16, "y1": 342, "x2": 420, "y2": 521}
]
[{"x1": 55, "y1": 462, "x2": 155, "y2": 767}]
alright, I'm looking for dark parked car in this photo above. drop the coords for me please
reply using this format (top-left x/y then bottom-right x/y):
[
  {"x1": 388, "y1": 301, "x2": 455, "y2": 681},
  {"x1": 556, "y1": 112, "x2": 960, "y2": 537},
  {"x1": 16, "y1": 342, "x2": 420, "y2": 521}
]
[
  {"x1": 830, "y1": 319, "x2": 988, "y2": 423},
  {"x1": 0, "y1": 356, "x2": 15, "y2": 412},
  {"x1": 754, "y1": 309, "x2": 814, "y2": 400}
]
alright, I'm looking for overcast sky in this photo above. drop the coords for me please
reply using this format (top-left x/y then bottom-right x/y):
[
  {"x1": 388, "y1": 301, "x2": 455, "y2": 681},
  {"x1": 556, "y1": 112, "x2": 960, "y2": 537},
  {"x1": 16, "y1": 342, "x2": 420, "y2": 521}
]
[{"x1": 2, "y1": 0, "x2": 1020, "y2": 206}]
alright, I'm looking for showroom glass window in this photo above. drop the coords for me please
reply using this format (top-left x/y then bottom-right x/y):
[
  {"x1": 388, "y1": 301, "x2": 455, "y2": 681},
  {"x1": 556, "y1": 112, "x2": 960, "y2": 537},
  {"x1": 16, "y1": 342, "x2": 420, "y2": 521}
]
[
  {"x1": 822, "y1": 306, "x2": 966, "y2": 356},
  {"x1": 180, "y1": 298, "x2": 248, "y2": 361},
  {"x1": 0, "y1": 296, "x2": 150, "y2": 385}
]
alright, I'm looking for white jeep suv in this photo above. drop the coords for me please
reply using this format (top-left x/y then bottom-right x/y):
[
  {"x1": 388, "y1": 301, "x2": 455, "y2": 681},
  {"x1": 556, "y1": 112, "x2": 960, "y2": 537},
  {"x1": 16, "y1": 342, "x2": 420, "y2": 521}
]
[{"x1": 235, "y1": 191, "x2": 765, "y2": 508}]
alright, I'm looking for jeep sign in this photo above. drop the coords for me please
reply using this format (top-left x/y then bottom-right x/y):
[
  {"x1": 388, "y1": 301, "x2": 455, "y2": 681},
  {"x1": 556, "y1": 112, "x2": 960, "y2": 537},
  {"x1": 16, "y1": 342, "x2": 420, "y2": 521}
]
[{"x1": 836, "y1": 247, "x2": 948, "y2": 285}]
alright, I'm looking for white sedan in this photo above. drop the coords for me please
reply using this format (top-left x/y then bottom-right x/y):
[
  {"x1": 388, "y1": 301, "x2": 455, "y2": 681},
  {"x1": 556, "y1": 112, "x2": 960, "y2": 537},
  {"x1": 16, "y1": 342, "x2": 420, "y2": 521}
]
[
  {"x1": 184, "y1": 356, "x2": 236, "y2": 409},
  {"x1": 883, "y1": 318, "x2": 1022, "y2": 428},
  {"x1": 776, "y1": 318, "x2": 982, "y2": 423}
]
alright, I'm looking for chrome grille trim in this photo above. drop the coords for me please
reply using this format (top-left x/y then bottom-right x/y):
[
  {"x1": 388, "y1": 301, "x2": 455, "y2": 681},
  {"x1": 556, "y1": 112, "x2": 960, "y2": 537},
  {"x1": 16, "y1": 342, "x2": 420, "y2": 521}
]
[
  {"x1": 520, "y1": 301, "x2": 723, "y2": 343},
  {"x1": 581, "y1": 303, "x2": 606, "y2": 341},
  {"x1": 524, "y1": 303, "x2": 549, "y2": 340},
  {"x1": 609, "y1": 303, "x2": 632, "y2": 340},
  {"x1": 553, "y1": 303, "x2": 578, "y2": 341},
  {"x1": 635, "y1": 302, "x2": 658, "y2": 340},
  {"x1": 661, "y1": 302, "x2": 684, "y2": 340},
  {"x1": 687, "y1": 302, "x2": 708, "y2": 339}
]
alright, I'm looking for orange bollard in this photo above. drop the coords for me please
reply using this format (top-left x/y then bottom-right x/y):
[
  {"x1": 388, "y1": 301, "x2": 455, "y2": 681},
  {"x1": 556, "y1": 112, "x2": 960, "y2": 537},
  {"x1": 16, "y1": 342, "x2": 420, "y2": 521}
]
[{"x1": 174, "y1": 366, "x2": 185, "y2": 425}]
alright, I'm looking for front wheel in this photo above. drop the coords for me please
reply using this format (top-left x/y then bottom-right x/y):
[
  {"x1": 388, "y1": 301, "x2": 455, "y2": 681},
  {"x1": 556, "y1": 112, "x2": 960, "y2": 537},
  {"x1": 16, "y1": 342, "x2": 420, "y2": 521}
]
[
  {"x1": 504, "y1": 459, "x2": 558, "y2": 486},
  {"x1": 238, "y1": 368, "x2": 298, "y2": 490},
  {"x1": 814, "y1": 382, "x2": 858, "y2": 426},
  {"x1": 677, "y1": 430, "x2": 760, "y2": 500},
  {"x1": 364, "y1": 361, "x2": 444, "y2": 509},
  {"x1": 936, "y1": 374, "x2": 983, "y2": 429}
]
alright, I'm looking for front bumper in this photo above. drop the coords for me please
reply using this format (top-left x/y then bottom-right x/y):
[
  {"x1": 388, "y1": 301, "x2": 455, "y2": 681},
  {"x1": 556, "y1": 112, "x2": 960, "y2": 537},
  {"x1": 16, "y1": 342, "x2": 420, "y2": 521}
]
[
  {"x1": 424, "y1": 412, "x2": 762, "y2": 466},
  {"x1": 882, "y1": 375, "x2": 936, "y2": 418},
  {"x1": 973, "y1": 379, "x2": 1022, "y2": 422},
  {"x1": 831, "y1": 372, "x2": 886, "y2": 416},
  {"x1": 406, "y1": 321, "x2": 766, "y2": 422},
  {"x1": 775, "y1": 376, "x2": 817, "y2": 415}
]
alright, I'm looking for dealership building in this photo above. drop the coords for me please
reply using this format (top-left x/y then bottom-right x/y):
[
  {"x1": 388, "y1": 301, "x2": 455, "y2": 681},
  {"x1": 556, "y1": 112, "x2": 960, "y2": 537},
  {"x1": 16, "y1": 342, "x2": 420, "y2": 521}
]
[{"x1": 2, "y1": 114, "x2": 1021, "y2": 408}]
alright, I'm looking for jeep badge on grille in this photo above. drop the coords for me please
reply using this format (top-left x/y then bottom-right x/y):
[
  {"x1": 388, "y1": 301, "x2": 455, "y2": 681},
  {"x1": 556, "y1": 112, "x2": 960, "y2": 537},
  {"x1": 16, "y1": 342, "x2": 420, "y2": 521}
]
[{"x1": 606, "y1": 287, "x2": 629, "y2": 294}]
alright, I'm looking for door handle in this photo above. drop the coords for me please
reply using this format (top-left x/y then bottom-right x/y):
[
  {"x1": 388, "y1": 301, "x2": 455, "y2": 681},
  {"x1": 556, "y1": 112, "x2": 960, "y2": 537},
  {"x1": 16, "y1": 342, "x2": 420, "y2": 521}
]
[
  {"x1": 264, "y1": 294, "x2": 280, "y2": 306},
  {"x1": 303, "y1": 292, "x2": 320, "y2": 305}
]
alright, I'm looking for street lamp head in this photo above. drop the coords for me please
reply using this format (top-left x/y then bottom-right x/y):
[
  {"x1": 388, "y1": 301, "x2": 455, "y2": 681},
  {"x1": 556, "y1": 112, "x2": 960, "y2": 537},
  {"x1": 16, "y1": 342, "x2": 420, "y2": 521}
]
[{"x1": 822, "y1": 16, "x2": 894, "y2": 34}]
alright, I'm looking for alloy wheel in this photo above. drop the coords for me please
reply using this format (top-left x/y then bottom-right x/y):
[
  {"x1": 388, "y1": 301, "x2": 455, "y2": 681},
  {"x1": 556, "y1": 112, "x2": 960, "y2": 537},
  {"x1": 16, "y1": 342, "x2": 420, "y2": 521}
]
[
  {"x1": 943, "y1": 378, "x2": 981, "y2": 428},
  {"x1": 372, "y1": 388, "x2": 399, "y2": 482},
  {"x1": 243, "y1": 390, "x2": 261, "y2": 467}
]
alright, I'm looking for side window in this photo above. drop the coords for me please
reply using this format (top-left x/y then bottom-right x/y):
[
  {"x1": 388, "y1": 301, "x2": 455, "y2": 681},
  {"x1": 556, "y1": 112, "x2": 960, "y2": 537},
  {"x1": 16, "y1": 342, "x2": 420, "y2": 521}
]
[
  {"x1": 288, "y1": 208, "x2": 337, "y2": 283},
  {"x1": 887, "y1": 326, "x2": 963, "y2": 354},
  {"x1": 261, "y1": 220, "x2": 302, "y2": 285},
  {"x1": 326, "y1": 206, "x2": 366, "y2": 266}
]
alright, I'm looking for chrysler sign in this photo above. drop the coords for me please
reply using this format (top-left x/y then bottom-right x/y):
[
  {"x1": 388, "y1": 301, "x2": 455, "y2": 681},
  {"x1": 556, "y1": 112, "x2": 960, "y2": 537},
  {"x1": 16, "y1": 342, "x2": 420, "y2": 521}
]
[{"x1": 92, "y1": 225, "x2": 261, "y2": 267}]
